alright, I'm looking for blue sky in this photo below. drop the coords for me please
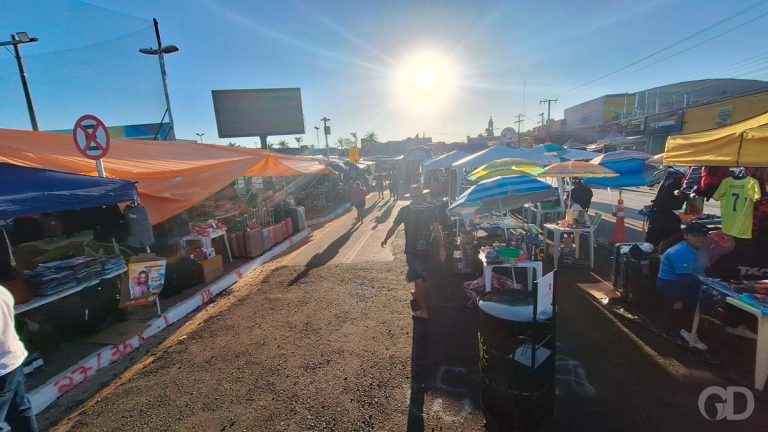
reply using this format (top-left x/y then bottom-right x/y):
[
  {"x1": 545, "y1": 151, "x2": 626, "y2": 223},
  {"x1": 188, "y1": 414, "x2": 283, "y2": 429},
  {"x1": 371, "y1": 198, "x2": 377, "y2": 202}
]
[{"x1": 2, "y1": 0, "x2": 768, "y2": 145}]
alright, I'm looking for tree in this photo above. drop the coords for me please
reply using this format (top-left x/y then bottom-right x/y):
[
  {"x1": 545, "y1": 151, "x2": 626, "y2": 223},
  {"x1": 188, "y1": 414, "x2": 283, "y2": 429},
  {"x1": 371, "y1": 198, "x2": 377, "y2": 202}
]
[
  {"x1": 364, "y1": 131, "x2": 378, "y2": 142},
  {"x1": 349, "y1": 132, "x2": 358, "y2": 147},
  {"x1": 267, "y1": 141, "x2": 275, "y2": 149},
  {"x1": 295, "y1": 137, "x2": 303, "y2": 147},
  {"x1": 226, "y1": 141, "x2": 240, "y2": 147},
  {"x1": 336, "y1": 137, "x2": 345, "y2": 149},
  {"x1": 277, "y1": 139, "x2": 290, "y2": 149}
]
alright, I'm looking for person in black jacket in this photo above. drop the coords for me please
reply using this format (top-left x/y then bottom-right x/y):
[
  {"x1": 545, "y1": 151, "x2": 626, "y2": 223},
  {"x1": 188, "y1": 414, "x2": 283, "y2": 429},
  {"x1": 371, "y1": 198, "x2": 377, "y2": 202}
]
[{"x1": 569, "y1": 178, "x2": 593, "y2": 210}]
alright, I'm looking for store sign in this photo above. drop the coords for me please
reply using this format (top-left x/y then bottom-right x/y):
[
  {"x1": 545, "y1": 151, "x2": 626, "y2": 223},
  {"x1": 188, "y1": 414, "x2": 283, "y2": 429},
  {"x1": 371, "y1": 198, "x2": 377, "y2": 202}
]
[
  {"x1": 715, "y1": 106, "x2": 733, "y2": 127},
  {"x1": 621, "y1": 118, "x2": 645, "y2": 135},
  {"x1": 646, "y1": 111, "x2": 683, "y2": 135},
  {"x1": 349, "y1": 146, "x2": 360, "y2": 162}
]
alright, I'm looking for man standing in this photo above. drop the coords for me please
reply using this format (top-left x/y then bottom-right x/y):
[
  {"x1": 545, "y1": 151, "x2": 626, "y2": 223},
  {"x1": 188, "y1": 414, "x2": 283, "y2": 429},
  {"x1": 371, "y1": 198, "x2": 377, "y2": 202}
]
[
  {"x1": 1, "y1": 285, "x2": 38, "y2": 431},
  {"x1": 349, "y1": 181, "x2": 368, "y2": 223},
  {"x1": 389, "y1": 172, "x2": 400, "y2": 201},
  {"x1": 381, "y1": 186, "x2": 446, "y2": 319}
]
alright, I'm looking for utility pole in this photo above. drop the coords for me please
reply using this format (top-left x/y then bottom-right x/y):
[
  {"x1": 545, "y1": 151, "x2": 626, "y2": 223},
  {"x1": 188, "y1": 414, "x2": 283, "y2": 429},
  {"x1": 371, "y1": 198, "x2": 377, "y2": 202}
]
[
  {"x1": 539, "y1": 98, "x2": 558, "y2": 122},
  {"x1": 321, "y1": 117, "x2": 331, "y2": 159},
  {"x1": 538, "y1": 113, "x2": 545, "y2": 126},
  {"x1": 513, "y1": 114, "x2": 525, "y2": 147},
  {"x1": 0, "y1": 32, "x2": 39, "y2": 130},
  {"x1": 314, "y1": 126, "x2": 320, "y2": 149}
]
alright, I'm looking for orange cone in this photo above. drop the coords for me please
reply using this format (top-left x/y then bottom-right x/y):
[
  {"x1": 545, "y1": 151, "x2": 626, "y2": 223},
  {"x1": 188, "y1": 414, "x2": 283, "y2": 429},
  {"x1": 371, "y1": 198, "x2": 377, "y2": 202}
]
[{"x1": 613, "y1": 195, "x2": 627, "y2": 244}]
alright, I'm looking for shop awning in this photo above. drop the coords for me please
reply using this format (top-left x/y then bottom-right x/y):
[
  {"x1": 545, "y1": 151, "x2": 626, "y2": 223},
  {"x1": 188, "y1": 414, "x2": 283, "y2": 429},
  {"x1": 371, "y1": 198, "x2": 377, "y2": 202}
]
[
  {"x1": 0, "y1": 163, "x2": 138, "y2": 219},
  {"x1": 0, "y1": 129, "x2": 329, "y2": 223},
  {"x1": 664, "y1": 111, "x2": 768, "y2": 166},
  {"x1": 422, "y1": 150, "x2": 469, "y2": 171}
]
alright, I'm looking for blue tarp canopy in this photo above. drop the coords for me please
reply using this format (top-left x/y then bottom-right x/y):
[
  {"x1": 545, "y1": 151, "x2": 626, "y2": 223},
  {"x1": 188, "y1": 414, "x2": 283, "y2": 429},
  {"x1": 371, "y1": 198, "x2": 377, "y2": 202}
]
[{"x1": 0, "y1": 163, "x2": 138, "y2": 219}]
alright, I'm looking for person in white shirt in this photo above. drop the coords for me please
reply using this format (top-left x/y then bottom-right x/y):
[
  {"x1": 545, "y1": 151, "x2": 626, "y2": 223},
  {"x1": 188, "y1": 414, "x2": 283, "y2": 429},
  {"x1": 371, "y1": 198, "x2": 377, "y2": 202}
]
[{"x1": 0, "y1": 285, "x2": 37, "y2": 431}]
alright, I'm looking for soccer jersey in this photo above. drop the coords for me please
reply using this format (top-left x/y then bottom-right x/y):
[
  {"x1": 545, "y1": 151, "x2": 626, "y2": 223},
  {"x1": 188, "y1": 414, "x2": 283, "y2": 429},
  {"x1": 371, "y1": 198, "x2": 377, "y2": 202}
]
[{"x1": 712, "y1": 176, "x2": 762, "y2": 239}]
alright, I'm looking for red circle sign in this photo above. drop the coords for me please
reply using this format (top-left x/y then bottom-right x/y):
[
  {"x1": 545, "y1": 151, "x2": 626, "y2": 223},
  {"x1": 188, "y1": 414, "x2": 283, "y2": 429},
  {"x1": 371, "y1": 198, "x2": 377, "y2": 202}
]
[{"x1": 73, "y1": 115, "x2": 110, "y2": 160}]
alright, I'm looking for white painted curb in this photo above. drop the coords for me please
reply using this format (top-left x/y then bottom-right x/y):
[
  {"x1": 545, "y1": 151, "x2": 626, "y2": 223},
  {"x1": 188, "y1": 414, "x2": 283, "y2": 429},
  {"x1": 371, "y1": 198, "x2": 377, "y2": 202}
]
[
  {"x1": 28, "y1": 227, "x2": 313, "y2": 414},
  {"x1": 306, "y1": 203, "x2": 351, "y2": 226}
]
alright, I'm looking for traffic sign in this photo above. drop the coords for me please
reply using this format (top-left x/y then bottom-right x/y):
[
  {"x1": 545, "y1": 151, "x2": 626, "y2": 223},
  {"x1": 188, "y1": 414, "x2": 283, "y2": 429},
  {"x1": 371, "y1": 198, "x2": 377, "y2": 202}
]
[{"x1": 73, "y1": 115, "x2": 110, "y2": 160}]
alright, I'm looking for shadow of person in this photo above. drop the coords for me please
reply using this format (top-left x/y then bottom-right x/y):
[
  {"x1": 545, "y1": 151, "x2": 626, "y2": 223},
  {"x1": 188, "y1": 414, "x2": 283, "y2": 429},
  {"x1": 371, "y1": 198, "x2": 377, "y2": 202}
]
[{"x1": 288, "y1": 223, "x2": 361, "y2": 285}]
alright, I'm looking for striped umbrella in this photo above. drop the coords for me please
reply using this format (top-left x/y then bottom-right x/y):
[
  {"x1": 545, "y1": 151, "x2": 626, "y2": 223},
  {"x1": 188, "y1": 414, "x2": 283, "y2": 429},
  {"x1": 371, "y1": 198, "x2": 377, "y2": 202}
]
[
  {"x1": 466, "y1": 158, "x2": 543, "y2": 182},
  {"x1": 590, "y1": 150, "x2": 652, "y2": 165},
  {"x1": 447, "y1": 175, "x2": 558, "y2": 217},
  {"x1": 537, "y1": 161, "x2": 618, "y2": 178}
]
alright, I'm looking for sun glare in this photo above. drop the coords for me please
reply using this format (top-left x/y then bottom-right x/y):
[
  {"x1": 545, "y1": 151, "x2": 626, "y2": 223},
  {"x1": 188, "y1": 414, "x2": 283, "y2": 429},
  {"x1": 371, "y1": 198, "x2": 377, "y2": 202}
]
[{"x1": 395, "y1": 50, "x2": 458, "y2": 113}]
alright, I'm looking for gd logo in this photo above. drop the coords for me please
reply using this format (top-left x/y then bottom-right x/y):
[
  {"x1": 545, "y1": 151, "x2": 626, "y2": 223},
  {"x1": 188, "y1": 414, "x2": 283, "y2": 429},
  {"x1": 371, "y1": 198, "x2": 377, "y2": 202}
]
[{"x1": 698, "y1": 386, "x2": 754, "y2": 421}]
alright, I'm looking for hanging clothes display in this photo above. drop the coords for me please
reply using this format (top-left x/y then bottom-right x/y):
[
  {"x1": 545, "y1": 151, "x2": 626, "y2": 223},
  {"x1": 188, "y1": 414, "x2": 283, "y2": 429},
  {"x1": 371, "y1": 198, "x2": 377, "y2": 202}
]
[
  {"x1": 712, "y1": 174, "x2": 762, "y2": 239},
  {"x1": 124, "y1": 204, "x2": 155, "y2": 248}
]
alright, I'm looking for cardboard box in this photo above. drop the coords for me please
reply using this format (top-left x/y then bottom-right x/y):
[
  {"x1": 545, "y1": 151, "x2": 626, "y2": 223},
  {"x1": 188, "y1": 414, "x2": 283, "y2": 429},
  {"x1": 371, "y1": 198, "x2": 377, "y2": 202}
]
[{"x1": 199, "y1": 255, "x2": 224, "y2": 283}]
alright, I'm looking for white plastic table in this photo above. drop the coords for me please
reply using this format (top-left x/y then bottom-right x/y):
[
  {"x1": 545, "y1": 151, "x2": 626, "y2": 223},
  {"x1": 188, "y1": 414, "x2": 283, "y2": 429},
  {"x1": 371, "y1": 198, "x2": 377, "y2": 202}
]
[
  {"x1": 180, "y1": 229, "x2": 233, "y2": 262},
  {"x1": 686, "y1": 278, "x2": 768, "y2": 391},
  {"x1": 481, "y1": 259, "x2": 543, "y2": 293},
  {"x1": 522, "y1": 203, "x2": 564, "y2": 226},
  {"x1": 542, "y1": 223, "x2": 594, "y2": 269}
]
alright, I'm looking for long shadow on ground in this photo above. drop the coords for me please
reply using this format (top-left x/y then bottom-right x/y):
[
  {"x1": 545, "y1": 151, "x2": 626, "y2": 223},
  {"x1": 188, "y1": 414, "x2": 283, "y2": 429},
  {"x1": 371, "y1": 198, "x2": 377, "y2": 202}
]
[
  {"x1": 407, "y1": 262, "x2": 484, "y2": 431},
  {"x1": 288, "y1": 222, "x2": 362, "y2": 285}
]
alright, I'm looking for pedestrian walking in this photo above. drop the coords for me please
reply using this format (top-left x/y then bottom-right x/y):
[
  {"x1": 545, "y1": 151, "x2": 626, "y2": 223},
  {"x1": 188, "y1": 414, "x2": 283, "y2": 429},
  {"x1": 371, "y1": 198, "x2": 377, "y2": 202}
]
[
  {"x1": 350, "y1": 181, "x2": 368, "y2": 223},
  {"x1": 381, "y1": 185, "x2": 446, "y2": 319},
  {"x1": 1, "y1": 285, "x2": 38, "y2": 431},
  {"x1": 374, "y1": 172, "x2": 386, "y2": 200},
  {"x1": 389, "y1": 173, "x2": 400, "y2": 201}
]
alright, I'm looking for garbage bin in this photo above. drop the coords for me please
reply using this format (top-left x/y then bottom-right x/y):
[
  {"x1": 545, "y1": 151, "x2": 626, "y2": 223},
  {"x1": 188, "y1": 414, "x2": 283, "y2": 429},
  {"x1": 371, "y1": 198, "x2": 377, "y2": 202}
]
[
  {"x1": 612, "y1": 243, "x2": 660, "y2": 303},
  {"x1": 478, "y1": 290, "x2": 555, "y2": 431}
]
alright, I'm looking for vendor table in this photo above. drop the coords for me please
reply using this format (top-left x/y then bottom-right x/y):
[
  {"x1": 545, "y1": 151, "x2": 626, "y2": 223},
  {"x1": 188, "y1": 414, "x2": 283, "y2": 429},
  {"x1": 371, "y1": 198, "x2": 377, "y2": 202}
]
[
  {"x1": 686, "y1": 277, "x2": 768, "y2": 391},
  {"x1": 480, "y1": 253, "x2": 543, "y2": 293},
  {"x1": 14, "y1": 265, "x2": 127, "y2": 314},
  {"x1": 542, "y1": 223, "x2": 595, "y2": 269},
  {"x1": 522, "y1": 203, "x2": 564, "y2": 227},
  {"x1": 180, "y1": 229, "x2": 233, "y2": 262}
]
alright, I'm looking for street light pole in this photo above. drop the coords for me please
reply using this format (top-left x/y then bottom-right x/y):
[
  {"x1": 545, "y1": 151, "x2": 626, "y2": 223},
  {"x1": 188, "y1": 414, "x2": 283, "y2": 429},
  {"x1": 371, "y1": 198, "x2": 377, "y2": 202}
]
[
  {"x1": 314, "y1": 126, "x2": 320, "y2": 149},
  {"x1": 139, "y1": 18, "x2": 179, "y2": 140},
  {"x1": 321, "y1": 117, "x2": 330, "y2": 159},
  {"x1": 195, "y1": 132, "x2": 204, "y2": 143},
  {"x1": 1, "y1": 32, "x2": 40, "y2": 131}
]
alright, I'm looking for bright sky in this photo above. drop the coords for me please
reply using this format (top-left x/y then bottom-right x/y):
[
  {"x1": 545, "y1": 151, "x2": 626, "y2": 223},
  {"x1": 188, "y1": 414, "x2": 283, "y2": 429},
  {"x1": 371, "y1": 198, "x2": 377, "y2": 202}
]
[{"x1": 2, "y1": 0, "x2": 768, "y2": 146}]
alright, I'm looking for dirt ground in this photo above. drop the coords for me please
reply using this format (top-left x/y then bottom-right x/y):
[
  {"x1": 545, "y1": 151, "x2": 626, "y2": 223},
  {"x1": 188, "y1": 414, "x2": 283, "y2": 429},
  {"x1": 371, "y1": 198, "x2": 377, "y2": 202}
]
[{"x1": 49, "y1": 198, "x2": 486, "y2": 431}]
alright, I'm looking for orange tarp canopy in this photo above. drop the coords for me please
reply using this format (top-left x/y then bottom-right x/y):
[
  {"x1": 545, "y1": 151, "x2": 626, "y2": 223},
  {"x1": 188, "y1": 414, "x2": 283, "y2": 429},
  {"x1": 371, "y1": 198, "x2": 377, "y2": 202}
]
[
  {"x1": 0, "y1": 129, "x2": 330, "y2": 223},
  {"x1": 664, "y1": 111, "x2": 768, "y2": 167}
]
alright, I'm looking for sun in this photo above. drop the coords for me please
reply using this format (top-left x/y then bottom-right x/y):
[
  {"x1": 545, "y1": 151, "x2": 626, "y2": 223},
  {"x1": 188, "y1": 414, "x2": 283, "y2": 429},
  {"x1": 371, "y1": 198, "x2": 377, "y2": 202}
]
[{"x1": 394, "y1": 50, "x2": 458, "y2": 112}]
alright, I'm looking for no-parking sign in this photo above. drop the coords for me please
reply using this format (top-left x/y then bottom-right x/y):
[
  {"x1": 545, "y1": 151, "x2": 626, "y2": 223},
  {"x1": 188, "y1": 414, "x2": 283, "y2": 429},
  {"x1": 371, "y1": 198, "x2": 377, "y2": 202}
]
[{"x1": 73, "y1": 115, "x2": 110, "y2": 160}]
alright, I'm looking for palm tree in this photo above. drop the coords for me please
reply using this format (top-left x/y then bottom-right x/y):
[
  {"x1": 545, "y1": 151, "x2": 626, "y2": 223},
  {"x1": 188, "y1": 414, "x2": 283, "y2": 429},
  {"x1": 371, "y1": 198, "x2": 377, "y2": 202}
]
[
  {"x1": 267, "y1": 141, "x2": 276, "y2": 149},
  {"x1": 349, "y1": 132, "x2": 358, "y2": 147},
  {"x1": 364, "y1": 131, "x2": 378, "y2": 142},
  {"x1": 295, "y1": 137, "x2": 303, "y2": 147},
  {"x1": 336, "y1": 137, "x2": 345, "y2": 149},
  {"x1": 226, "y1": 141, "x2": 239, "y2": 147},
  {"x1": 277, "y1": 139, "x2": 290, "y2": 149}
]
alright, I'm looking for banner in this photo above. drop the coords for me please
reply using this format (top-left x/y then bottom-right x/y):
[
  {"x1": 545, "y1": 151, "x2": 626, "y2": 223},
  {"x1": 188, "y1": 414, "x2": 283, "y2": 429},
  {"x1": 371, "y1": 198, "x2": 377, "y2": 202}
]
[
  {"x1": 122, "y1": 254, "x2": 166, "y2": 307},
  {"x1": 646, "y1": 111, "x2": 683, "y2": 135},
  {"x1": 537, "y1": 270, "x2": 555, "y2": 319}
]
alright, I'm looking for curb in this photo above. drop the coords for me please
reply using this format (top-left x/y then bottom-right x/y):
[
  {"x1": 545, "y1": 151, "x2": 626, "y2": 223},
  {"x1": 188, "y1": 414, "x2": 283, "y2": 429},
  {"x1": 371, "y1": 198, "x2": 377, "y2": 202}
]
[
  {"x1": 306, "y1": 203, "x2": 351, "y2": 226},
  {"x1": 29, "y1": 227, "x2": 315, "y2": 414}
]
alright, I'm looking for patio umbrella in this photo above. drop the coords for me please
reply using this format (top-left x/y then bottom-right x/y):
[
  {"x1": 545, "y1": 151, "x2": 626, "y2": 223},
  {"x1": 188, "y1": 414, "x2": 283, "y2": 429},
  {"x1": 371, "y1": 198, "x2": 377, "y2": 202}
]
[
  {"x1": 447, "y1": 175, "x2": 558, "y2": 218},
  {"x1": 531, "y1": 143, "x2": 569, "y2": 156},
  {"x1": 466, "y1": 158, "x2": 544, "y2": 182},
  {"x1": 647, "y1": 153, "x2": 665, "y2": 167},
  {"x1": 590, "y1": 150, "x2": 652, "y2": 165},
  {"x1": 422, "y1": 150, "x2": 470, "y2": 171},
  {"x1": 452, "y1": 146, "x2": 559, "y2": 170},
  {"x1": 537, "y1": 161, "x2": 618, "y2": 178}
]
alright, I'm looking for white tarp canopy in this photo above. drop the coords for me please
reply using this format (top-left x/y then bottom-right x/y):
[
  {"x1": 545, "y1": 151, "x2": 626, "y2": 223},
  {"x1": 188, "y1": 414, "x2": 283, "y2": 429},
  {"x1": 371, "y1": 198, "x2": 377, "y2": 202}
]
[
  {"x1": 422, "y1": 150, "x2": 470, "y2": 171},
  {"x1": 452, "y1": 146, "x2": 559, "y2": 170}
]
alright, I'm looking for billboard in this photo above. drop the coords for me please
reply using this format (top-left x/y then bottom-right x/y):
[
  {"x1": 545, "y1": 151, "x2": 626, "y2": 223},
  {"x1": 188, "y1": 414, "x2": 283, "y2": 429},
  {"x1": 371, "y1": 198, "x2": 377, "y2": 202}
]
[
  {"x1": 47, "y1": 122, "x2": 173, "y2": 140},
  {"x1": 211, "y1": 88, "x2": 305, "y2": 138},
  {"x1": 646, "y1": 111, "x2": 683, "y2": 135}
]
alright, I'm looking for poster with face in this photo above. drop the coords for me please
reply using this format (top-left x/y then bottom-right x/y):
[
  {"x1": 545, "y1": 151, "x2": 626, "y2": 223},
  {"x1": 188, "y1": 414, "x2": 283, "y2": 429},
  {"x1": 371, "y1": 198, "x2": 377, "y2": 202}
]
[{"x1": 124, "y1": 257, "x2": 166, "y2": 306}]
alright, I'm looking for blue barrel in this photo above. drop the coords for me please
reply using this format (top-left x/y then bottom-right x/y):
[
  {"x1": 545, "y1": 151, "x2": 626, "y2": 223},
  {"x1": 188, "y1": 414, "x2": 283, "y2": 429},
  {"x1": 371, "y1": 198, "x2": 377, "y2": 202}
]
[{"x1": 478, "y1": 290, "x2": 555, "y2": 431}]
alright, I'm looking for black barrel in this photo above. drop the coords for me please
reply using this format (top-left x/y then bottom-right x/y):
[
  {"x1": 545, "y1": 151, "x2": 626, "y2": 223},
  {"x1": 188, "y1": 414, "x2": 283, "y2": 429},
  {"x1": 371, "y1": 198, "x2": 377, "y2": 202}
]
[{"x1": 478, "y1": 290, "x2": 555, "y2": 431}]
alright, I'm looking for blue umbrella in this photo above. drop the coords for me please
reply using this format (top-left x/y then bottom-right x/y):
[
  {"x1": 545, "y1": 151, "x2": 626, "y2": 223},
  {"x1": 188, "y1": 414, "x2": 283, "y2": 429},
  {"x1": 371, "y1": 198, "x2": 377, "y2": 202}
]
[
  {"x1": 583, "y1": 165, "x2": 661, "y2": 188},
  {"x1": 447, "y1": 175, "x2": 558, "y2": 217}
]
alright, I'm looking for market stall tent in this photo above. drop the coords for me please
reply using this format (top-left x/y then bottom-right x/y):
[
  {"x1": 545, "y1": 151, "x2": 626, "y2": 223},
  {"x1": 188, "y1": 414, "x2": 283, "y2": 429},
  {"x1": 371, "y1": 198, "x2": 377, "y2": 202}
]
[
  {"x1": 0, "y1": 163, "x2": 138, "y2": 219},
  {"x1": 664, "y1": 111, "x2": 768, "y2": 166},
  {"x1": 0, "y1": 129, "x2": 329, "y2": 223}
]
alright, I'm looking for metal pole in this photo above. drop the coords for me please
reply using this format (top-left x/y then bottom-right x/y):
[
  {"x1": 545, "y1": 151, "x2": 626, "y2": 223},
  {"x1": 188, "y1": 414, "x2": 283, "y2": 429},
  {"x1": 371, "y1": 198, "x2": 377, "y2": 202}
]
[
  {"x1": 315, "y1": 126, "x2": 320, "y2": 148},
  {"x1": 10, "y1": 34, "x2": 39, "y2": 131},
  {"x1": 321, "y1": 117, "x2": 330, "y2": 159},
  {"x1": 153, "y1": 19, "x2": 175, "y2": 140},
  {"x1": 96, "y1": 159, "x2": 105, "y2": 177}
]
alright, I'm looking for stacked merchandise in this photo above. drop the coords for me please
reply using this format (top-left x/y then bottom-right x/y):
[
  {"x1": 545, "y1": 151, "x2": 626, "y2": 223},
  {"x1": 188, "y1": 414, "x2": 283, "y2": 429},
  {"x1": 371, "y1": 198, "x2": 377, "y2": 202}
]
[
  {"x1": 193, "y1": 220, "x2": 226, "y2": 237},
  {"x1": 23, "y1": 255, "x2": 126, "y2": 296}
]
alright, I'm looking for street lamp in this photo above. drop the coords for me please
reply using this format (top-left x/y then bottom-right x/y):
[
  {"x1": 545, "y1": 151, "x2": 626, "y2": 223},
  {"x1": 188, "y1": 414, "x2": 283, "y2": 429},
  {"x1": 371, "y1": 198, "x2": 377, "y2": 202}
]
[
  {"x1": 139, "y1": 18, "x2": 179, "y2": 140},
  {"x1": 195, "y1": 132, "x2": 204, "y2": 143},
  {"x1": 314, "y1": 126, "x2": 320, "y2": 149},
  {"x1": 0, "y1": 32, "x2": 40, "y2": 130},
  {"x1": 321, "y1": 117, "x2": 331, "y2": 159}
]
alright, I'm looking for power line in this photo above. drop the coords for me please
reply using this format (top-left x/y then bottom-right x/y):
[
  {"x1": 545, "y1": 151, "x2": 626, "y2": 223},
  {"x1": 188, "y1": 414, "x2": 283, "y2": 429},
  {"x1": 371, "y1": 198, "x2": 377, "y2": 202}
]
[{"x1": 557, "y1": 0, "x2": 768, "y2": 97}]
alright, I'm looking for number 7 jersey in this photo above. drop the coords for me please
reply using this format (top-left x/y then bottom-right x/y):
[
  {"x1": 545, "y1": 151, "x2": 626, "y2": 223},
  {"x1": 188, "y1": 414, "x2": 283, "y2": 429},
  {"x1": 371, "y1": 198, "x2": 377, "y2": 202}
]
[{"x1": 712, "y1": 176, "x2": 762, "y2": 239}]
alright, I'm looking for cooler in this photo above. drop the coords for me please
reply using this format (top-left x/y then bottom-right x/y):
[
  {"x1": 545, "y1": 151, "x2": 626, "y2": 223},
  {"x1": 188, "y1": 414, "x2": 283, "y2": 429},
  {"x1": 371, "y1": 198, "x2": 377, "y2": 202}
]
[{"x1": 612, "y1": 243, "x2": 660, "y2": 303}]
